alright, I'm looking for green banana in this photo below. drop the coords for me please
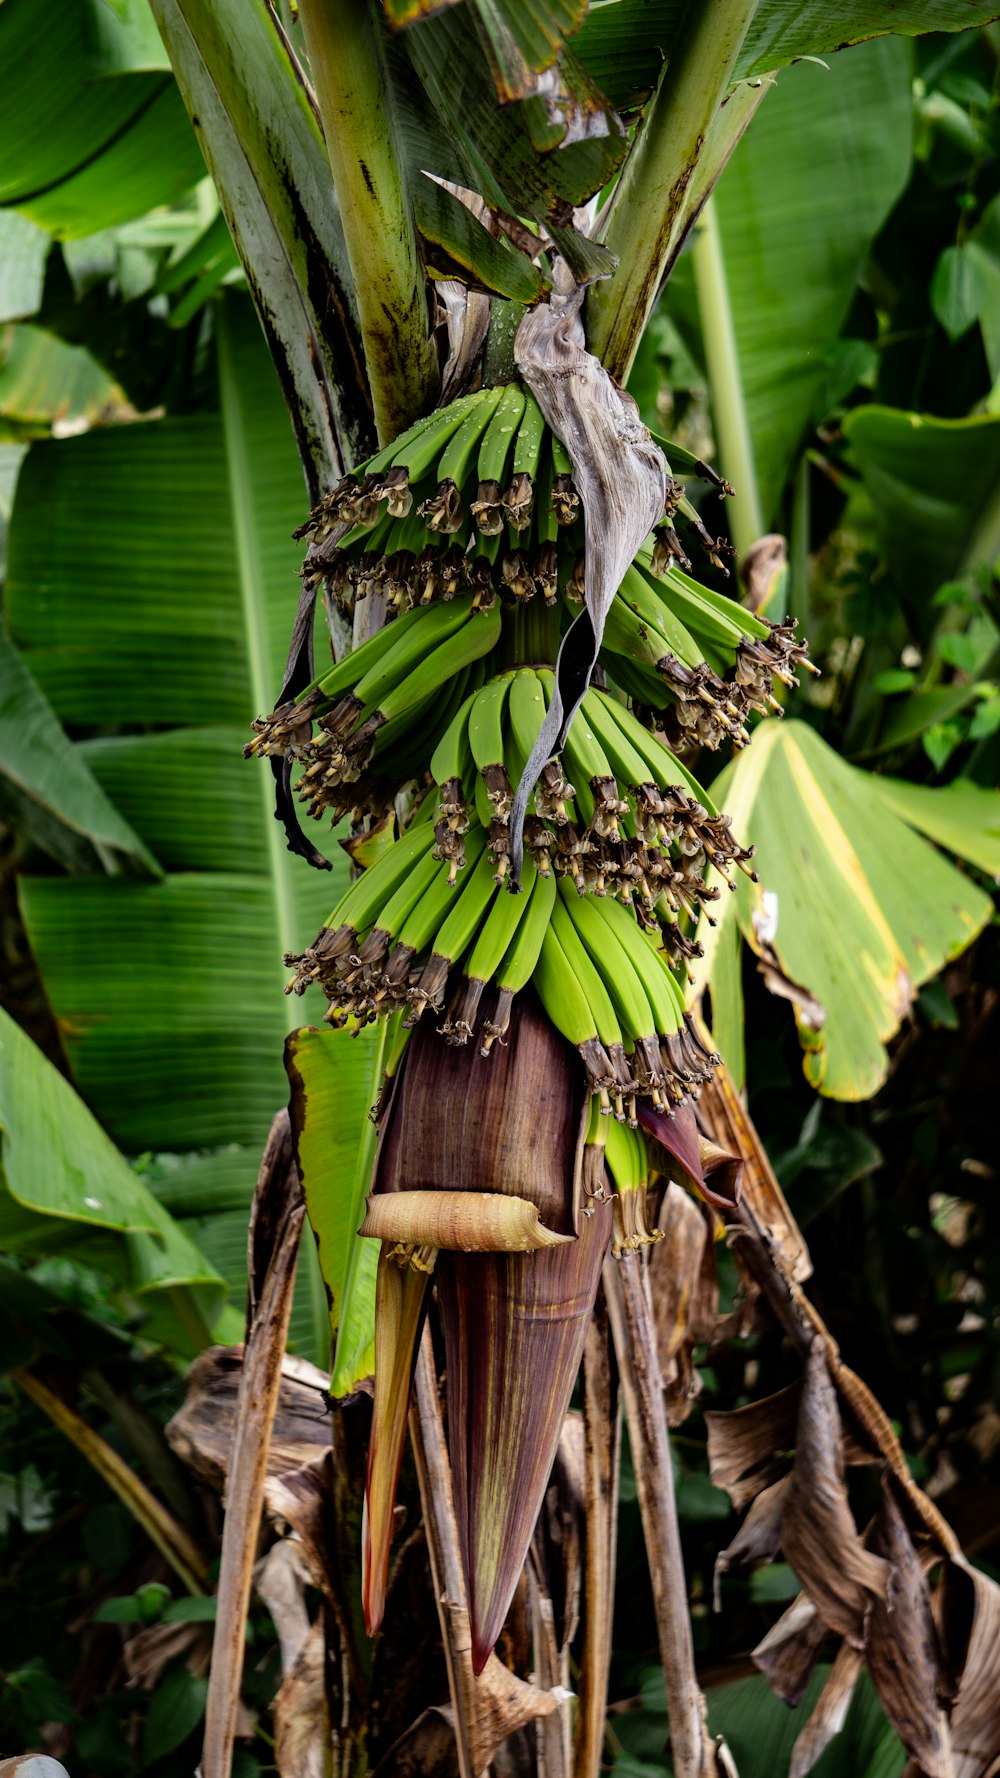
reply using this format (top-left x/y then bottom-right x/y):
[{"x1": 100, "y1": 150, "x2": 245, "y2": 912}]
[
  {"x1": 430, "y1": 683, "x2": 480, "y2": 786},
  {"x1": 436, "y1": 385, "x2": 505, "y2": 486},
  {"x1": 468, "y1": 673, "x2": 515, "y2": 817},
  {"x1": 476, "y1": 384, "x2": 525, "y2": 486},
  {"x1": 286, "y1": 819, "x2": 439, "y2": 995},
  {"x1": 558, "y1": 880, "x2": 662, "y2": 1117},
  {"x1": 512, "y1": 391, "x2": 547, "y2": 482},
  {"x1": 382, "y1": 828, "x2": 489, "y2": 1002},
  {"x1": 350, "y1": 603, "x2": 503, "y2": 760},
  {"x1": 388, "y1": 390, "x2": 494, "y2": 482},
  {"x1": 506, "y1": 668, "x2": 547, "y2": 769},
  {"x1": 616, "y1": 565, "x2": 704, "y2": 667},
  {"x1": 637, "y1": 540, "x2": 772, "y2": 642},
  {"x1": 352, "y1": 839, "x2": 456, "y2": 978},
  {"x1": 479, "y1": 863, "x2": 556, "y2": 1052},
  {"x1": 412, "y1": 837, "x2": 503, "y2": 1018},
  {"x1": 588, "y1": 892, "x2": 685, "y2": 1037},
  {"x1": 561, "y1": 701, "x2": 627, "y2": 842},
  {"x1": 351, "y1": 597, "x2": 476, "y2": 714},
  {"x1": 531, "y1": 918, "x2": 623, "y2": 1113},
  {"x1": 589, "y1": 690, "x2": 720, "y2": 811}
]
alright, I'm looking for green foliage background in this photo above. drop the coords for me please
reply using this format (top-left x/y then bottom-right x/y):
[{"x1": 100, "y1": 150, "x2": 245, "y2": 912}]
[{"x1": 0, "y1": 5, "x2": 998, "y2": 1774}]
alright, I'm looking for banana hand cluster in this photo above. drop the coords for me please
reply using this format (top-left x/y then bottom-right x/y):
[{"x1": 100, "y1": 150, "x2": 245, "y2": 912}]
[
  {"x1": 283, "y1": 664, "x2": 740, "y2": 1118},
  {"x1": 252, "y1": 383, "x2": 813, "y2": 1119},
  {"x1": 261, "y1": 381, "x2": 814, "y2": 812}
]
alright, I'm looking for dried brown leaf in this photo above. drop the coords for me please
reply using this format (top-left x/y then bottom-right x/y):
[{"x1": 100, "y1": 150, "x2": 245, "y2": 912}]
[
  {"x1": 932, "y1": 1559, "x2": 1000, "y2": 1778},
  {"x1": 713, "y1": 1477, "x2": 790, "y2": 1610},
  {"x1": 254, "y1": 1539, "x2": 312, "y2": 1675},
  {"x1": 509, "y1": 284, "x2": 668, "y2": 876},
  {"x1": 866, "y1": 1481, "x2": 952, "y2": 1777},
  {"x1": 781, "y1": 1343, "x2": 887, "y2": 1645},
  {"x1": 273, "y1": 1619, "x2": 328, "y2": 1778},
  {"x1": 166, "y1": 1347, "x2": 331, "y2": 1491},
  {"x1": 753, "y1": 1592, "x2": 829, "y2": 1707},
  {"x1": 789, "y1": 1642, "x2": 863, "y2": 1778},
  {"x1": 649, "y1": 1182, "x2": 715, "y2": 1425},
  {"x1": 695, "y1": 1049, "x2": 812, "y2": 1284},
  {"x1": 705, "y1": 1384, "x2": 800, "y2": 1512}
]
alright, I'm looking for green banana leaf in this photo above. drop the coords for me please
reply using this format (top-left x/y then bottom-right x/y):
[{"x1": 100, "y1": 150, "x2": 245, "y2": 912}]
[
  {"x1": 5, "y1": 293, "x2": 350, "y2": 1358},
  {"x1": 574, "y1": 0, "x2": 1000, "y2": 107},
  {"x1": 0, "y1": 0, "x2": 204, "y2": 238},
  {"x1": 147, "y1": 0, "x2": 370, "y2": 489},
  {"x1": 285, "y1": 1025, "x2": 384, "y2": 1397},
  {"x1": 613, "y1": 1664, "x2": 903, "y2": 1778},
  {"x1": 695, "y1": 719, "x2": 995, "y2": 1099},
  {"x1": 843, "y1": 406, "x2": 1000, "y2": 613},
  {"x1": 0, "y1": 1005, "x2": 232, "y2": 1357},
  {"x1": 0, "y1": 214, "x2": 49, "y2": 327},
  {"x1": 0, "y1": 324, "x2": 115, "y2": 436},
  {"x1": 701, "y1": 39, "x2": 912, "y2": 525},
  {"x1": 0, "y1": 625, "x2": 158, "y2": 875}
]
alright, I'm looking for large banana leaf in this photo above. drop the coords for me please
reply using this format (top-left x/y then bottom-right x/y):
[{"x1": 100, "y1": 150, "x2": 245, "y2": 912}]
[
  {"x1": 695, "y1": 720, "x2": 995, "y2": 1100},
  {"x1": 574, "y1": 0, "x2": 1000, "y2": 108},
  {"x1": 843, "y1": 407, "x2": 1000, "y2": 613},
  {"x1": 5, "y1": 293, "x2": 351, "y2": 1353},
  {"x1": 695, "y1": 39, "x2": 912, "y2": 525},
  {"x1": 0, "y1": 0, "x2": 204, "y2": 238},
  {"x1": 0, "y1": 625, "x2": 157, "y2": 874},
  {"x1": 0, "y1": 1006, "x2": 233, "y2": 1356},
  {"x1": 7, "y1": 299, "x2": 348, "y2": 1079}
]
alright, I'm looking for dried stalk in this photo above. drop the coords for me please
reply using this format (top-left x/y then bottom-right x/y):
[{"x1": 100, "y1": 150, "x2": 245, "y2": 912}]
[
  {"x1": 574, "y1": 1292, "x2": 621, "y2": 1778},
  {"x1": 603, "y1": 1255, "x2": 724, "y2": 1778},
  {"x1": 202, "y1": 1111, "x2": 307, "y2": 1778},
  {"x1": 409, "y1": 1330, "x2": 482, "y2": 1778},
  {"x1": 695, "y1": 1060, "x2": 959, "y2": 1556}
]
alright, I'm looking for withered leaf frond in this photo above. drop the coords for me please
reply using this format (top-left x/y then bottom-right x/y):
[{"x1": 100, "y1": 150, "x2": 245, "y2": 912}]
[{"x1": 508, "y1": 283, "x2": 669, "y2": 878}]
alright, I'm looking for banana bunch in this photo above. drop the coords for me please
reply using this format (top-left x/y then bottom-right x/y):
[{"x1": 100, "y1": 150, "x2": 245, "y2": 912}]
[
  {"x1": 258, "y1": 379, "x2": 814, "y2": 828},
  {"x1": 284, "y1": 663, "x2": 737, "y2": 1119}
]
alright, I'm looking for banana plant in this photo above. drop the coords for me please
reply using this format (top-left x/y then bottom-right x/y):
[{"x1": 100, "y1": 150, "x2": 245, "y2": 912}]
[{"x1": 5, "y1": 2, "x2": 1000, "y2": 1776}]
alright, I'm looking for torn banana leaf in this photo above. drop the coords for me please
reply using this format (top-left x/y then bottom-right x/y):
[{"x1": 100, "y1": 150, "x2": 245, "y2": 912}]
[{"x1": 695, "y1": 719, "x2": 994, "y2": 1100}]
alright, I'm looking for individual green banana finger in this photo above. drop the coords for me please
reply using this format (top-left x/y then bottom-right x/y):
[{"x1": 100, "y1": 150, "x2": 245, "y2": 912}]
[
  {"x1": 512, "y1": 390, "x2": 547, "y2": 481},
  {"x1": 549, "y1": 893, "x2": 626, "y2": 1065},
  {"x1": 435, "y1": 385, "x2": 505, "y2": 489},
  {"x1": 477, "y1": 383, "x2": 525, "y2": 485},
  {"x1": 430, "y1": 683, "x2": 480, "y2": 786},
  {"x1": 618, "y1": 565, "x2": 703, "y2": 667},
  {"x1": 558, "y1": 878, "x2": 657, "y2": 1051},
  {"x1": 465, "y1": 850, "x2": 536, "y2": 986},
  {"x1": 590, "y1": 690, "x2": 720, "y2": 812},
  {"x1": 370, "y1": 604, "x2": 501, "y2": 736},
  {"x1": 352, "y1": 597, "x2": 476, "y2": 712},
  {"x1": 588, "y1": 893, "x2": 684, "y2": 1037},
  {"x1": 468, "y1": 674, "x2": 514, "y2": 777},
  {"x1": 562, "y1": 702, "x2": 627, "y2": 841},
  {"x1": 581, "y1": 688, "x2": 653, "y2": 792},
  {"x1": 506, "y1": 668, "x2": 547, "y2": 767},
  {"x1": 479, "y1": 863, "x2": 555, "y2": 1052},
  {"x1": 531, "y1": 920, "x2": 622, "y2": 1112}
]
